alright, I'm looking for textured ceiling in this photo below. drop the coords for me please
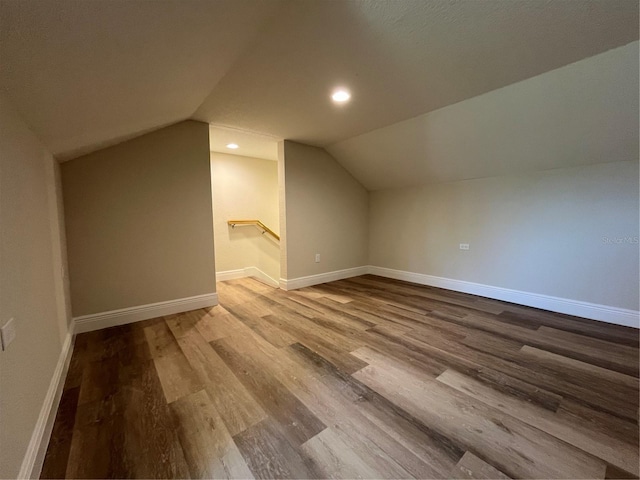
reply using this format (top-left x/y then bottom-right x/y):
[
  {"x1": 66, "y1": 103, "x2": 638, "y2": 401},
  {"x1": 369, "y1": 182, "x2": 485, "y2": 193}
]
[{"x1": 1, "y1": 0, "x2": 638, "y2": 180}]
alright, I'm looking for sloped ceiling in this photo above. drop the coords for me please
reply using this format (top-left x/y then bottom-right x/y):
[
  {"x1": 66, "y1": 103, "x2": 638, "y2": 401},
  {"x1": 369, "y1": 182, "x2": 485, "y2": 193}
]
[
  {"x1": 327, "y1": 42, "x2": 640, "y2": 190},
  {"x1": 194, "y1": 0, "x2": 638, "y2": 148},
  {"x1": 1, "y1": 0, "x2": 638, "y2": 185},
  {"x1": 0, "y1": 0, "x2": 282, "y2": 159}
]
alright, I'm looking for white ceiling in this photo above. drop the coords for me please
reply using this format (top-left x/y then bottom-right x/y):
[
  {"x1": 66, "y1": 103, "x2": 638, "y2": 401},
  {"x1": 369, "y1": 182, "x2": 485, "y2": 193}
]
[
  {"x1": 327, "y1": 42, "x2": 640, "y2": 190},
  {"x1": 0, "y1": 0, "x2": 281, "y2": 159},
  {"x1": 194, "y1": 0, "x2": 638, "y2": 146},
  {"x1": 209, "y1": 125, "x2": 278, "y2": 161},
  {"x1": 1, "y1": 0, "x2": 638, "y2": 186}
]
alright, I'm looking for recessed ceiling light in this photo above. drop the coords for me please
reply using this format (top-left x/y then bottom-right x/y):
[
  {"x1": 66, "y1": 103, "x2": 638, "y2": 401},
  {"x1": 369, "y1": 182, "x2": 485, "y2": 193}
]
[
  {"x1": 226, "y1": 143, "x2": 239, "y2": 149},
  {"x1": 331, "y1": 89, "x2": 351, "y2": 103}
]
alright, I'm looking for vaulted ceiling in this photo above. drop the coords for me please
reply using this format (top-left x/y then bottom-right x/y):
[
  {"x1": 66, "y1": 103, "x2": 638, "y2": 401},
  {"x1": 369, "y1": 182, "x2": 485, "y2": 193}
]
[
  {"x1": 1, "y1": 0, "x2": 638, "y2": 185},
  {"x1": 0, "y1": 0, "x2": 282, "y2": 159}
]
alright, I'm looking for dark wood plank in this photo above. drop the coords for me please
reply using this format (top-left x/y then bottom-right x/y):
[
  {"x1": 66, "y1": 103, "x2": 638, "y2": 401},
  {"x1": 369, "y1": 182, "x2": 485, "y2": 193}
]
[
  {"x1": 224, "y1": 303, "x2": 297, "y2": 348},
  {"x1": 261, "y1": 313, "x2": 368, "y2": 374},
  {"x1": 556, "y1": 399, "x2": 640, "y2": 446},
  {"x1": 66, "y1": 359, "x2": 189, "y2": 478},
  {"x1": 369, "y1": 325, "x2": 564, "y2": 412},
  {"x1": 116, "y1": 360, "x2": 190, "y2": 478},
  {"x1": 605, "y1": 464, "x2": 639, "y2": 480},
  {"x1": 64, "y1": 403, "x2": 127, "y2": 478},
  {"x1": 403, "y1": 325, "x2": 638, "y2": 420},
  {"x1": 498, "y1": 309, "x2": 639, "y2": 347},
  {"x1": 211, "y1": 335, "x2": 327, "y2": 446},
  {"x1": 43, "y1": 275, "x2": 638, "y2": 479},
  {"x1": 169, "y1": 389, "x2": 254, "y2": 479},
  {"x1": 62, "y1": 339, "x2": 85, "y2": 390},
  {"x1": 175, "y1": 327, "x2": 267, "y2": 436},
  {"x1": 40, "y1": 387, "x2": 80, "y2": 479},
  {"x1": 233, "y1": 419, "x2": 320, "y2": 479},
  {"x1": 352, "y1": 346, "x2": 608, "y2": 479},
  {"x1": 436, "y1": 368, "x2": 638, "y2": 474},
  {"x1": 287, "y1": 342, "x2": 465, "y2": 478}
]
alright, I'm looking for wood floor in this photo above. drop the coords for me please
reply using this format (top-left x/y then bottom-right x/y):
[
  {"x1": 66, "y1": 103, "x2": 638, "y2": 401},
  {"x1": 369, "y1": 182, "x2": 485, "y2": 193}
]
[{"x1": 41, "y1": 275, "x2": 639, "y2": 479}]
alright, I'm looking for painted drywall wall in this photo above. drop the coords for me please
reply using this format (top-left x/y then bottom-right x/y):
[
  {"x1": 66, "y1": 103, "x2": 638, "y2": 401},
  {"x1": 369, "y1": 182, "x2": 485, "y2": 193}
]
[
  {"x1": 61, "y1": 120, "x2": 216, "y2": 317},
  {"x1": 366, "y1": 42, "x2": 639, "y2": 314},
  {"x1": 0, "y1": 96, "x2": 70, "y2": 478},
  {"x1": 210, "y1": 152, "x2": 279, "y2": 282},
  {"x1": 369, "y1": 161, "x2": 639, "y2": 311},
  {"x1": 281, "y1": 141, "x2": 368, "y2": 280},
  {"x1": 277, "y1": 141, "x2": 289, "y2": 279},
  {"x1": 45, "y1": 153, "x2": 73, "y2": 343}
]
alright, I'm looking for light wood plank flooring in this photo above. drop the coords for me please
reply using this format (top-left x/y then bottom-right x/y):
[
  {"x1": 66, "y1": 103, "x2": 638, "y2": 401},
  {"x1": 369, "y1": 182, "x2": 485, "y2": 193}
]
[{"x1": 41, "y1": 275, "x2": 639, "y2": 479}]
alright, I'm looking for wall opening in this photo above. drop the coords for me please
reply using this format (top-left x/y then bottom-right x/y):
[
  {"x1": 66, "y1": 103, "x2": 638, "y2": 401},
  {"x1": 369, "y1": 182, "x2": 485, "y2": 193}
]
[{"x1": 209, "y1": 126, "x2": 281, "y2": 290}]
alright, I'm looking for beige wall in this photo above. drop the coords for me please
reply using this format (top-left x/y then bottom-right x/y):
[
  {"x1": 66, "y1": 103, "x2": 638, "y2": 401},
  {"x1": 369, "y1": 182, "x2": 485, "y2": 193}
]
[
  {"x1": 45, "y1": 152, "x2": 73, "y2": 343},
  {"x1": 370, "y1": 161, "x2": 639, "y2": 310},
  {"x1": 277, "y1": 141, "x2": 289, "y2": 279},
  {"x1": 210, "y1": 152, "x2": 279, "y2": 282},
  {"x1": 0, "y1": 96, "x2": 70, "y2": 478},
  {"x1": 367, "y1": 44, "x2": 639, "y2": 313},
  {"x1": 62, "y1": 120, "x2": 216, "y2": 317},
  {"x1": 281, "y1": 141, "x2": 368, "y2": 279}
]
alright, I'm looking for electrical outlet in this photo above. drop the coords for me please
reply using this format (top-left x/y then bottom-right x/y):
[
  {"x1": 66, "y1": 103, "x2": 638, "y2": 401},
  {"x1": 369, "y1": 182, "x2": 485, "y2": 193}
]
[
  {"x1": 1, "y1": 318, "x2": 16, "y2": 351},
  {"x1": 315, "y1": 253, "x2": 321, "y2": 263},
  {"x1": 459, "y1": 243, "x2": 470, "y2": 250}
]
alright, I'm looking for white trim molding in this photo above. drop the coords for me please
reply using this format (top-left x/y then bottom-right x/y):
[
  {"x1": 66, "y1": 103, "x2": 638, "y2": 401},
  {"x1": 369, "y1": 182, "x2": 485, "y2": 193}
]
[
  {"x1": 368, "y1": 266, "x2": 639, "y2": 328},
  {"x1": 244, "y1": 267, "x2": 279, "y2": 288},
  {"x1": 216, "y1": 267, "x2": 279, "y2": 288},
  {"x1": 215, "y1": 269, "x2": 246, "y2": 282},
  {"x1": 19, "y1": 328, "x2": 74, "y2": 479},
  {"x1": 73, "y1": 293, "x2": 218, "y2": 334},
  {"x1": 280, "y1": 266, "x2": 369, "y2": 291}
]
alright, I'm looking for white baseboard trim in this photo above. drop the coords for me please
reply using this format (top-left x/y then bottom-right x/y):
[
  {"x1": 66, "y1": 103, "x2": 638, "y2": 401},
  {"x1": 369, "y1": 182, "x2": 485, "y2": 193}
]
[
  {"x1": 73, "y1": 293, "x2": 219, "y2": 334},
  {"x1": 215, "y1": 269, "x2": 246, "y2": 282},
  {"x1": 368, "y1": 266, "x2": 639, "y2": 328},
  {"x1": 19, "y1": 327, "x2": 75, "y2": 479},
  {"x1": 216, "y1": 267, "x2": 279, "y2": 288},
  {"x1": 280, "y1": 266, "x2": 369, "y2": 291},
  {"x1": 243, "y1": 267, "x2": 279, "y2": 288}
]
